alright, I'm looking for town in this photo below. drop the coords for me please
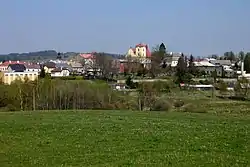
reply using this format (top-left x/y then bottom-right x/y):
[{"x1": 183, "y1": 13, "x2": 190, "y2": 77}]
[{"x1": 1, "y1": 43, "x2": 249, "y2": 88}]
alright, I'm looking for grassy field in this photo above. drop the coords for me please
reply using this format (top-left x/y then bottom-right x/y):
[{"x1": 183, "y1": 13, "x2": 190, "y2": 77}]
[{"x1": 0, "y1": 111, "x2": 249, "y2": 167}]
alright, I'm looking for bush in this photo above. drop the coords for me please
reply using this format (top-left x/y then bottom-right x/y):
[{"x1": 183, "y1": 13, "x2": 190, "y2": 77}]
[
  {"x1": 6, "y1": 104, "x2": 18, "y2": 111},
  {"x1": 152, "y1": 99, "x2": 172, "y2": 111},
  {"x1": 173, "y1": 100, "x2": 185, "y2": 108},
  {"x1": 181, "y1": 103, "x2": 207, "y2": 113}
]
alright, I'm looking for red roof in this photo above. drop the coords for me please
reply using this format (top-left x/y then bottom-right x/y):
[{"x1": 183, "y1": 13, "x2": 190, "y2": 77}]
[
  {"x1": 136, "y1": 43, "x2": 147, "y2": 47},
  {"x1": 0, "y1": 60, "x2": 25, "y2": 67},
  {"x1": 79, "y1": 52, "x2": 95, "y2": 59}
]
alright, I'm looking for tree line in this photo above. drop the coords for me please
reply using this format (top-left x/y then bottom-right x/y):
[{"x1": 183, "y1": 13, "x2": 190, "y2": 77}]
[{"x1": 0, "y1": 76, "x2": 184, "y2": 112}]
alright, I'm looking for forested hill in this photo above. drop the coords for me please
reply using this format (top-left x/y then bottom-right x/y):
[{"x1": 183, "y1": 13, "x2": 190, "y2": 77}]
[
  {"x1": 0, "y1": 50, "x2": 59, "y2": 61},
  {"x1": 0, "y1": 50, "x2": 124, "y2": 61}
]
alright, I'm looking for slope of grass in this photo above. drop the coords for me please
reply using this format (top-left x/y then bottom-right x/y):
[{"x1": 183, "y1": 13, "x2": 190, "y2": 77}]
[{"x1": 0, "y1": 111, "x2": 249, "y2": 167}]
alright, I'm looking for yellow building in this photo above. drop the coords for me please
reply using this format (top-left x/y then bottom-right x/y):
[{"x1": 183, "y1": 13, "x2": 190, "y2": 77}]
[
  {"x1": 0, "y1": 64, "x2": 39, "y2": 85},
  {"x1": 126, "y1": 43, "x2": 151, "y2": 58},
  {"x1": 2, "y1": 71, "x2": 39, "y2": 85}
]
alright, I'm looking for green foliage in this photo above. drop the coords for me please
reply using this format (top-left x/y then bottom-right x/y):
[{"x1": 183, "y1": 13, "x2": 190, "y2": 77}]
[
  {"x1": 217, "y1": 80, "x2": 228, "y2": 95},
  {"x1": 39, "y1": 68, "x2": 46, "y2": 78},
  {"x1": 234, "y1": 77, "x2": 249, "y2": 98},
  {"x1": 0, "y1": 79, "x2": 138, "y2": 111},
  {"x1": 244, "y1": 52, "x2": 250, "y2": 73},
  {"x1": 173, "y1": 100, "x2": 185, "y2": 108},
  {"x1": 181, "y1": 103, "x2": 207, "y2": 113},
  {"x1": 175, "y1": 54, "x2": 192, "y2": 84},
  {"x1": 224, "y1": 51, "x2": 236, "y2": 61},
  {"x1": 152, "y1": 98, "x2": 172, "y2": 111},
  {"x1": 159, "y1": 43, "x2": 166, "y2": 53},
  {"x1": 125, "y1": 76, "x2": 137, "y2": 89}
]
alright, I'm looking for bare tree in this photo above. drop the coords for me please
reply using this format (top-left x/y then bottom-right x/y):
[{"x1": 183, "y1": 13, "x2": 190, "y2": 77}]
[{"x1": 94, "y1": 53, "x2": 114, "y2": 79}]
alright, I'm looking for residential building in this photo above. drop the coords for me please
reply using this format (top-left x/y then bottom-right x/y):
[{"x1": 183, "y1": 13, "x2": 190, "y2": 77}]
[
  {"x1": 194, "y1": 60, "x2": 223, "y2": 77},
  {"x1": 43, "y1": 62, "x2": 56, "y2": 74},
  {"x1": 209, "y1": 60, "x2": 232, "y2": 66},
  {"x1": 2, "y1": 71, "x2": 39, "y2": 85},
  {"x1": 0, "y1": 60, "x2": 25, "y2": 72},
  {"x1": 164, "y1": 52, "x2": 182, "y2": 67},
  {"x1": 8, "y1": 64, "x2": 26, "y2": 72},
  {"x1": 24, "y1": 64, "x2": 41, "y2": 72},
  {"x1": 69, "y1": 62, "x2": 84, "y2": 73},
  {"x1": 0, "y1": 64, "x2": 38, "y2": 85},
  {"x1": 51, "y1": 68, "x2": 70, "y2": 77},
  {"x1": 55, "y1": 63, "x2": 72, "y2": 72}
]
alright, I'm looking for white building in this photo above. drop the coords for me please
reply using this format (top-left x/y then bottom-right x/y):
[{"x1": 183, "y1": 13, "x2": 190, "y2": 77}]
[{"x1": 51, "y1": 68, "x2": 70, "y2": 77}]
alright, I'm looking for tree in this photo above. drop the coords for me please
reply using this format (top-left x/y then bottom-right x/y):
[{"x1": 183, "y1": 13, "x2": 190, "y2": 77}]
[
  {"x1": 175, "y1": 54, "x2": 190, "y2": 84},
  {"x1": 244, "y1": 52, "x2": 250, "y2": 73},
  {"x1": 217, "y1": 80, "x2": 228, "y2": 96},
  {"x1": 211, "y1": 54, "x2": 218, "y2": 59},
  {"x1": 224, "y1": 51, "x2": 236, "y2": 61},
  {"x1": 56, "y1": 52, "x2": 62, "y2": 59},
  {"x1": 149, "y1": 45, "x2": 167, "y2": 78},
  {"x1": 159, "y1": 43, "x2": 166, "y2": 54},
  {"x1": 188, "y1": 54, "x2": 197, "y2": 75},
  {"x1": 234, "y1": 77, "x2": 249, "y2": 98},
  {"x1": 125, "y1": 76, "x2": 136, "y2": 89},
  {"x1": 93, "y1": 53, "x2": 114, "y2": 79},
  {"x1": 40, "y1": 67, "x2": 46, "y2": 78},
  {"x1": 239, "y1": 51, "x2": 245, "y2": 61}
]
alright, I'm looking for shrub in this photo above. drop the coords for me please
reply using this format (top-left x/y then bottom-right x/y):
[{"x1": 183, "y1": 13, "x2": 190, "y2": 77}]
[
  {"x1": 152, "y1": 99, "x2": 172, "y2": 111},
  {"x1": 173, "y1": 100, "x2": 185, "y2": 108},
  {"x1": 6, "y1": 104, "x2": 18, "y2": 111},
  {"x1": 181, "y1": 103, "x2": 207, "y2": 113}
]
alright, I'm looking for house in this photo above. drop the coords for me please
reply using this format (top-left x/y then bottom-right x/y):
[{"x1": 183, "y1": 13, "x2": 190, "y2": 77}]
[
  {"x1": 25, "y1": 64, "x2": 41, "y2": 72},
  {"x1": 43, "y1": 62, "x2": 56, "y2": 74},
  {"x1": 51, "y1": 68, "x2": 70, "y2": 77},
  {"x1": 69, "y1": 62, "x2": 84, "y2": 73},
  {"x1": 0, "y1": 60, "x2": 25, "y2": 72},
  {"x1": 126, "y1": 43, "x2": 151, "y2": 58},
  {"x1": 194, "y1": 60, "x2": 223, "y2": 77},
  {"x1": 79, "y1": 53, "x2": 96, "y2": 72},
  {"x1": 209, "y1": 60, "x2": 232, "y2": 66},
  {"x1": 164, "y1": 52, "x2": 182, "y2": 67},
  {"x1": 8, "y1": 64, "x2": 26, "y2": 72},
  {"x1": 55, "y1": 63, "x2": 72, "y2": 72}
]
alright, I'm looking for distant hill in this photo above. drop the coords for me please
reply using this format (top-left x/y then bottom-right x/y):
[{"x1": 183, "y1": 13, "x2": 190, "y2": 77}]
[
  {"x1": 0, "y1": 50, "x2": 125, "y2": 62},
  {"x1": 0, "y1": 50, "x2": 59, "y2": 61}
]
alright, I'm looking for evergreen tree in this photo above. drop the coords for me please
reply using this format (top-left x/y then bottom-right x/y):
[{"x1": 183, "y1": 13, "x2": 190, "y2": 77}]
[
  {"x1": 40, "y1": 67, "x2": 46, "y2": 78},
  {"x1": 175, "y1": 54, "x2": 189, "y2": 84},
  {"x1": 188, "y1": 54, "x2": 197, "y2": 75},
  {"x1": 159, "y1": 43, "x2": 166, "y2": 54}
]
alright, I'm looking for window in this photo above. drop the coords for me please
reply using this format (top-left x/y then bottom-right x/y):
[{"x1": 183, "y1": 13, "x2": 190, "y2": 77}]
[
  {"x1": 10, "y1": 74, "x2": 13, "y2": 76},
  {"x1": 15, "y1": 74, "x2": 19, "y2": 76}
]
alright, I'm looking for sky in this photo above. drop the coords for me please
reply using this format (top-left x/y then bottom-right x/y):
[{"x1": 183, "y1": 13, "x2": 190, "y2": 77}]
[{"x1": 0, "y1": 0, "x2": 250, "y2": 56}]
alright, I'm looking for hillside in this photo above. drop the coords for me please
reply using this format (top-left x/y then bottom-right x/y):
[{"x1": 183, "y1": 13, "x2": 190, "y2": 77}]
[{"x1": 0, "y1": 51, "x2": 124, "y2": 61}]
